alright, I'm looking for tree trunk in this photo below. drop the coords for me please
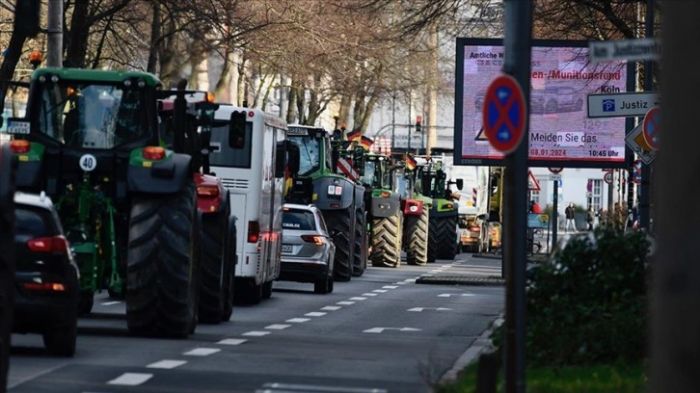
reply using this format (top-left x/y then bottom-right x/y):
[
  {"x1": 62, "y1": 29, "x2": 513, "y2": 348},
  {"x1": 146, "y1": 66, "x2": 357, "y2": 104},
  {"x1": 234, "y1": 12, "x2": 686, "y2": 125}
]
[
  {"x1": 295, "y1": 80, "x2": 306, "y2": 124},
  {"x1": 147, "y1": 2, "x2": 160, "y2": 74},
  {"x1": 236, "y1": 56, "x2": 247, "y2": 106},
  {"x1": 214, "y1": 50, "x2": 234, "y2": 103},
  {"x1": 652, "y1": 3, "x2": 700, "y2": 393},
  {"x1": 337, "y1": 94, "x2": 351, "y2": 130},
  {"x1": 64, "y1": 0, "x2": 91, "y2": 68},
  {"x1": 286, "y1": 78, "x2": 297, "y2": 123},
  {"x1": 0, "y1": 21, "x2": 29, "y2": 113}
]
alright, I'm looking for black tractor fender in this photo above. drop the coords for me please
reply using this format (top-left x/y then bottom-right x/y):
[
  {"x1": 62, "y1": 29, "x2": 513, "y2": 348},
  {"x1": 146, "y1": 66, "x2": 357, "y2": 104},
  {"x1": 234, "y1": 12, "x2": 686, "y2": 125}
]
[
  {"x1": 312, "y1": 176, "x2": 355, "y2": 211},
  {"x1": 370, "y1": 192, "x2": 401, "y2": 218},
  {"x1": 127, "y1": 153, "x2": 192, "y2": 194},
  {"x1": 353, "y1": 183, "x2": 366, "y2": 212}
]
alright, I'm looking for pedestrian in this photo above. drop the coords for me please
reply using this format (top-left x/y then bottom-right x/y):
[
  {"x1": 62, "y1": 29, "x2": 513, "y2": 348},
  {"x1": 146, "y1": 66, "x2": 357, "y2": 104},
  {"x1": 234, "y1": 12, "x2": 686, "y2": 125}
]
[
  {"x1": 586, "y1": 207, "x2": 594, "y2": 231},
  {"x1": 565, "y1": 203, "x2": 576, "y2": 232}
]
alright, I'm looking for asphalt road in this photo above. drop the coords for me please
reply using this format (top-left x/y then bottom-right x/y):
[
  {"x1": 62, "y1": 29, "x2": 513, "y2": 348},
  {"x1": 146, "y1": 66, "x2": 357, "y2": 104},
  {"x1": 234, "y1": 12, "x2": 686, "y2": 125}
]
[{"x1": 8, "y1": 255, "x2": 504, "y2": 393}]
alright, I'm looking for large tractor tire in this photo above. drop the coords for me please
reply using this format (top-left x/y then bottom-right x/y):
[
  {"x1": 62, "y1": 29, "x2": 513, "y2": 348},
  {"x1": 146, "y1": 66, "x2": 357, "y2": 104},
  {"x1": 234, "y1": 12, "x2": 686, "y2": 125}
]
[
  {"x1": 370, "y1": 214, "x2": 402, "y2": 268},
  {"x1": 405, "y1": 208, "x2": 429, "y2": 266},
  {"x1": 428, "y1": 215, "x2": 458, "y2": 262},
  {"x1": 324, "y1": 209, "x2": 354, "y2": 282},
  {"x1": 352, "y1": 210, "x2": 368, "y2": 277},
  {"x1": 126, "y1": 183, "x2": 198, "y2": 338},
  {"x1": 197, "y1": 209, "x2": 228, "y2": 324}
]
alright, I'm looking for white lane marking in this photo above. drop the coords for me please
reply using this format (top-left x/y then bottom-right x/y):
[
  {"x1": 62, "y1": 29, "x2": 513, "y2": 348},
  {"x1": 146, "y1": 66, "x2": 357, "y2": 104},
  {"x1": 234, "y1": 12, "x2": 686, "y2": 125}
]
[
  {"x1": 349, "y1": 297, "x2": 366, "y2": 301},
  {"x1": 243, "y1": 331, "x2": 271, "y2": 337},
  {"x1": 407, "y1": 307, "x2": 453, "y2": 312},
  {"x1": 218, "y1": 338, "x2": 247, "y2": 345},
  {"x1": 266, "y1": 324, "x2": 291, "y2": 330},
  {"x1": 382, "y1": 285, "x2": 398, "y2": 289},
  {"x1": 101, "y1": 301, "x2": 120, "y2": 306},
  {"x1": 363, "y1": 327, "x2": 422, "y2": 334},
  {"x1": 321, "y1": 306, "x2": 341, "y2": 311},
  {"x1": 305, "y1": 312, "x2": 327, "y2": 317},
  {"x1": 261, "y1": 382, "x2": 388, "y2": 393},
  {"x1": 337, "y1": 301, "x2": 355, "y2": 305},
  {"x1": 107, "y1": 373, "x2": 153, "y2": 386},
  {"x1": 183, "y1": 347, "x2": 221, "y2": 356},
  {"x1": 438, "y1": 293, "x2": 476, "y2": 298},
  {"x1": 372, "y1": 289, "x2": 387, "y2": 293},
  {"x1": 146, "y1": 359, "x2": 187, "y2": 369},
  {"x1": 286, "y1": 318, "x2": 310, "y2": 323},
  {"x1": 395, "y1": 281, "x2": 406, "y2": 285},
  {"x1": 362, "y1": 293, "x2": 378, "y2": 297}
]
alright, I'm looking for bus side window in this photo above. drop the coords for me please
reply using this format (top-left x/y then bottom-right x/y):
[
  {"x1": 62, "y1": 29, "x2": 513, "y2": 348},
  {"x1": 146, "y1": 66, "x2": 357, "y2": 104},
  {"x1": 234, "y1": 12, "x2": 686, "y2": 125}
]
[{"x1": 229, "y1": 111, "x2": 246, "y2": 148}]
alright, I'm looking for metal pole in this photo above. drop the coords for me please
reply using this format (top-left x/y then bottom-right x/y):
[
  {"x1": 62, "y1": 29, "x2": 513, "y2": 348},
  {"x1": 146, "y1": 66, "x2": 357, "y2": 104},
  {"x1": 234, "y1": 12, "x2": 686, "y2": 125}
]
[
  {"x1": 391, "y1": 94, "x2": 396, "y2": 150},
  {"x1": 407, "y1": 91, "x2": 412, "y2": 152},
  {"x1": 552, "y1": 179, "x2": 558, "y2": 250},
  {"x1": 639, "y1": 0, "x2": 654, "y2": 230},
  {"x1": 47, "y1": 0, "x2": 63, "y2": 67},
  {"x1": 626, "y1": 62, "x2": 636, "y2": 227},
  {"x1": 502, "y1": 1, "x2": 531, "y2": 392}
]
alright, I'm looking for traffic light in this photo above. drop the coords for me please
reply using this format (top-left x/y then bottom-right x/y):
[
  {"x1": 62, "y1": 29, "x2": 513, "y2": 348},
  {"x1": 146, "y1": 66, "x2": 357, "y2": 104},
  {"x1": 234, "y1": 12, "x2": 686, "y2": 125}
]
[{"x1": 415, "y1": 115, "x2": 422, "y2": 133}]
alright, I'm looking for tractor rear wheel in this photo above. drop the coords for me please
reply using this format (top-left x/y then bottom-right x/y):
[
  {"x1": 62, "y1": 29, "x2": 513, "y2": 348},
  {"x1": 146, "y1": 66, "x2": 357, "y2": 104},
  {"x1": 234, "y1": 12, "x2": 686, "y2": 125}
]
[
  {"x1": 324, "y1": 209, "x2": 354, "y2": 281},
  {"x1": 126, "y1": 183, "x2": 198, "y2": 338},
  {"x1": 429, "y1": 215, "x2": 458, "y2": 261},
  {"x1": 370, "y1": 214, "x2": 402, "y2": 268},
  {"x1": 352, "y1": 210, "x2": 368, "y2": 277},
  {"x1": 197, "y1": 210, "x2": 228, "y2": 324},
  {"x1": 405, "y1": 208, "x2": 429, "y2": 266}
]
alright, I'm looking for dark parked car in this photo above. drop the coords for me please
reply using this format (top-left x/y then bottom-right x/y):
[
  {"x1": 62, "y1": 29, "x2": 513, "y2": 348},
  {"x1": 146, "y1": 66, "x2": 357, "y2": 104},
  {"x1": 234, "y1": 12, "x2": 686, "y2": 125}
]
[
  {"x1": 12, "y1": 192, "x2": 79, "y2": 356},
  {"x1": 278, "y1": 204, "x2": 335, "y2": 294}
]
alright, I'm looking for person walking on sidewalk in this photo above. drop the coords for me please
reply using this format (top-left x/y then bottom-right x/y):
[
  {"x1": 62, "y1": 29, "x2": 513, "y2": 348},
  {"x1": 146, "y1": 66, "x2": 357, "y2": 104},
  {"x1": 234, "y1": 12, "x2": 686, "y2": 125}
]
[
  {"x1": 565, "y1": 203, "x2": 576, "y2": 232},
  {"x1": 586, "y1": 207, "x2": 594, "y2": 231}
]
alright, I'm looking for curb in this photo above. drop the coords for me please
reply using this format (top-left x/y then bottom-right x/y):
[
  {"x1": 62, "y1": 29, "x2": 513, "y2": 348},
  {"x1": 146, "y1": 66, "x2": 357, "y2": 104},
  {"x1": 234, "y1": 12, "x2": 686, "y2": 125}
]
[
  {"x1": 438, "y1": 316, "x2": 504, "y2": 385},
  {"x1": 416, "y1": 275, "x2": 505, "y2": 286}
]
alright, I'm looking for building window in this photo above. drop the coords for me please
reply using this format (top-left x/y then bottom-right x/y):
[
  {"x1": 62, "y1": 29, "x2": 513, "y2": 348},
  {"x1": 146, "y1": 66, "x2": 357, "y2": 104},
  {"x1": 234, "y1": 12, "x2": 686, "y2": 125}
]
[{"x1": 590, "y1": 179, "x2": 603, "y2": 211}]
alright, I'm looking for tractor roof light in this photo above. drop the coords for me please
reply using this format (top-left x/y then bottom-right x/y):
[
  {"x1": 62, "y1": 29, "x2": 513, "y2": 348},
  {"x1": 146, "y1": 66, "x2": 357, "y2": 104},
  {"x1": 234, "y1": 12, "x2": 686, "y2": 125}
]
[
  {"x1": 143, "y1": 146, "x2": 166, "y2": 160},
  {"x1": 206, "y1": 92, "x2": 215, "y2": 103},
  {"x1": 10, "y1": 139, "x2": 30, "y2": 154}
]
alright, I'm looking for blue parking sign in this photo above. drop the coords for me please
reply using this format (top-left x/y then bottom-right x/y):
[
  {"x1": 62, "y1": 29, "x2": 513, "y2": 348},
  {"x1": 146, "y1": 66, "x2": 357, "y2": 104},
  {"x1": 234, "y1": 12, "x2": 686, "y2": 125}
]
[{"x1": 602, "y1": 99, "x2": 615, "y2": 112}]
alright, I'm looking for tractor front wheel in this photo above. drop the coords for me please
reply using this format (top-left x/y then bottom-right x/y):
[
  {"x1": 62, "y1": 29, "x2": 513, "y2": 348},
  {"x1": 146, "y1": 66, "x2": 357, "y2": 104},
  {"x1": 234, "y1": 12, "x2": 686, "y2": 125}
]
[
  {"x1": 126, "y1": 182, "x2": 198, "y2": 338},
  {"x1": 370, "y1": 214, "x2": 402, "y2": 268},
  {"x1": 324, "y1": 209, "x2": 354, "y2": 281},
  {"x1": 197, "y1": 209, "x2": 229, "y2": 324},
  {"x1": 405, "y1": 208, "x2": 429, "y2": 266}
]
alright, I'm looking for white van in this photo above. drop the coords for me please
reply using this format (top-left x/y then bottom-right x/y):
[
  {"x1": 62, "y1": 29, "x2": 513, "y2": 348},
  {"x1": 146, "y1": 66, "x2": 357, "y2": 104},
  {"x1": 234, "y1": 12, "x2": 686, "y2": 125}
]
[{"x1": 208, "y1": 105, "x2": 287, "y2": 304}]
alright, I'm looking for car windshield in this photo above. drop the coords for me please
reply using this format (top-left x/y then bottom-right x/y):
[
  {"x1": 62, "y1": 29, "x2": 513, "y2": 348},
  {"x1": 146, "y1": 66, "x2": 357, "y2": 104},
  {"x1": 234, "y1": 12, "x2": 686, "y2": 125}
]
[
  {"x1": 288, "y1": 135, "x2": 320, "y2": 176},
  {"x1": 37, "y1": 81, "x2": 147, "y2": 149},
  {"x1": 282, "y1": 210, "x2": 317, "y2": 231}
]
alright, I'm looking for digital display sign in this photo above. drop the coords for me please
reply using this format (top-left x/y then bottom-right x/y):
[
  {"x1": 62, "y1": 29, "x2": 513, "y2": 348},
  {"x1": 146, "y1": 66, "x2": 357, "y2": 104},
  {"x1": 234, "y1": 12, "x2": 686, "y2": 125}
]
[{"x1": 454, "y1": 38, "x2": 630, "y2": 167}]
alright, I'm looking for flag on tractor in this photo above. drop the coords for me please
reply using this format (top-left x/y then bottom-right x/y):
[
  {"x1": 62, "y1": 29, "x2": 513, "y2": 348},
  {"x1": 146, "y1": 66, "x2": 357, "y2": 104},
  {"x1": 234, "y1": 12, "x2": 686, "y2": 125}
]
[
  {"x1": 346, "y1": 129, "x2": 361, "y2": 142},
  {"x1": 359, "y1": 136, "x2": 374, "y2": 150},
  {"x1": 405, "y1": 154, "x2": 417, "y2": 171}
]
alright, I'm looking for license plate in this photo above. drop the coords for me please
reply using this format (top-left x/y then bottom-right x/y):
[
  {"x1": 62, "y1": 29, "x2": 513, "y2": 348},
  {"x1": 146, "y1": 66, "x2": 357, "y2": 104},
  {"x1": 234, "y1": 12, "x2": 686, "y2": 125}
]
[{"x1": 281, "y1": 244, "x2": 293, "y2": 254}]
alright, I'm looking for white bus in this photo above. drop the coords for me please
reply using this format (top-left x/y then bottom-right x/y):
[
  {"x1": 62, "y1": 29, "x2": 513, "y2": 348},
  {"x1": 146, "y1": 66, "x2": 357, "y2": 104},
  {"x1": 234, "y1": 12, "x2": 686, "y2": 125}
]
[{"x1": 208, "y1": 105, "x2": 287, "y2": 304}]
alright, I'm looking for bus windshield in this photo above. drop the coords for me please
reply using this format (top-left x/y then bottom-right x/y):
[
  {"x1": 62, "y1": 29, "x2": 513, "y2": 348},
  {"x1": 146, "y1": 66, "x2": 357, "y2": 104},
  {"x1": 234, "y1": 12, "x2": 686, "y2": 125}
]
[
  {"x1": 37, "y1": 81, "x2": 147, "y2": 149},
  {"x1": 287, "y1": 135, "x2": 321, "y2": 176}
]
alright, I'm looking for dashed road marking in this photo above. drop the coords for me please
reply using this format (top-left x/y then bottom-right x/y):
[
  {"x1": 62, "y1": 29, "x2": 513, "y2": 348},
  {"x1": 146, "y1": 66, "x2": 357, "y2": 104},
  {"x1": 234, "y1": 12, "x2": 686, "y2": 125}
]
[
  {"x1": 382, "y1": 285, "x2": 398, "y2": 289},
  {"x1": 146, "y1": 359, "x2": 187, "y2": 369},
  {"x1": 305, "y1": 312, "x2": 327, "y2": 317},
  {"x1": 286, "y1": 318, "x2": 310, "y2": 323},
  {"x1": 438, "y1": 293, "x2": 476, "y2": 298},
  {"x1": 266, "y1": 324, "x2": 291, "y2": 330},
  {"x1": 243, "y1": 331, "x2": 271, "y2": 337},
  {"x1": 218, "y1": 338, "x2": 247, "y2": 345},
  {"x1": 337, "y1": 301, "x2": 355, "y2": 305},
  {"x1": 101, "y1": 301, "x2": 120, "y2": 306},
  {"x1": 183, "y1": 347, "x2": 221, "y2": 356},
  {"x1": 349, "y1": 297, "x2": 367, "y2": 301},
  {"x1": 372, "y1": 289, "x2": 387, "y2": 293},
  {"x1": 107, "y1": 373, "x2": 153, "y2": 386},
  {"x1": 321, "y1": 306, "x2": 341, "y2": 311},
  {"x1": 362, "y1": 293, "x2": 378, "y2": 297}
]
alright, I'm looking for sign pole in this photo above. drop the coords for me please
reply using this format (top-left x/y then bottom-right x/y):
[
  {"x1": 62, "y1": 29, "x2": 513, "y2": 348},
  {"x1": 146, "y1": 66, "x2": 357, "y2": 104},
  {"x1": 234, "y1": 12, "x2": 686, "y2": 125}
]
[
  {"x1": 502, "y1": 1, "x2": 531, "y2": 392},
  {"x1": 640, "y1": 0, "x2": 654, "y2": 229},
  {"x1": 552, "y1": 179, "x2": 558, "y2": 250}
]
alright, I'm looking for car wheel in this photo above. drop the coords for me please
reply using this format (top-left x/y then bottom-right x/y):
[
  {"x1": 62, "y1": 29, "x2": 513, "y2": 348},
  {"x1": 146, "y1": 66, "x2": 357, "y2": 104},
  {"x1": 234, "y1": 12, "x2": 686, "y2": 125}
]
[
  {"x1": 262, "y1": 281, "x2": 273, "y2": 299},
  {"x1": 314, "y1": 277, "x2": 331, "y2": 294},
  {"x1": 43, "y1": 318, "x2": 77, "y2": 357}
]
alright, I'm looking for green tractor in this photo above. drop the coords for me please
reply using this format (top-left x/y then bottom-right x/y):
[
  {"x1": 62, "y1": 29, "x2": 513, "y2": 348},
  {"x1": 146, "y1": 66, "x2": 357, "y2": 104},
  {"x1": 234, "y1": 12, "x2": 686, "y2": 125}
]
[
  {"x1": 395, "y1": 157, "x2": 431, "y2": 266},
  {"x1": 285, "y1": 126, "x2": 368, "y2": 281},
  {"x1": 360, "y1": 153, "x2": 403, "y2": 268},
  {"x1": 0, "y1": 143, "x2": 14, "y2": 389},
  {"x1": 418, "y1": 159, "x2": 461, "y2": 262},
  {"x1": 5, "y1": 68, "x2": 206, "y2": 337}
]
